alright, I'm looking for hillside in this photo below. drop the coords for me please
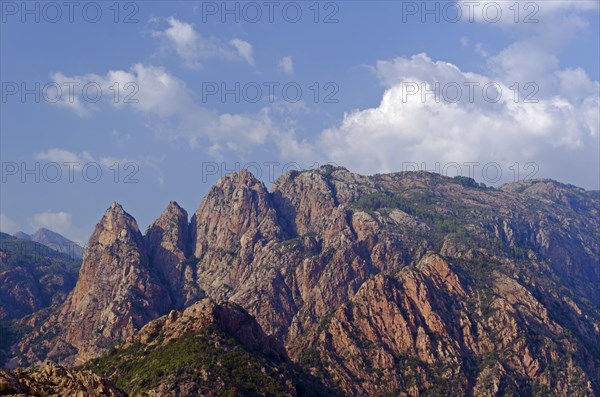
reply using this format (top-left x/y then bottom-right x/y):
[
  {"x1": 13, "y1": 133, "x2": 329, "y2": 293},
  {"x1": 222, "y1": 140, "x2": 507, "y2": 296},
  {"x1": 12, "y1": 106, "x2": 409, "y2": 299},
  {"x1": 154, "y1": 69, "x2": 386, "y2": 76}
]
[
  {"x1": 5, "y1": 167, "x2": 599, "y2": 396},
  {"x1": 0, "y1": 232, "x2": 81, "y2": 321}
]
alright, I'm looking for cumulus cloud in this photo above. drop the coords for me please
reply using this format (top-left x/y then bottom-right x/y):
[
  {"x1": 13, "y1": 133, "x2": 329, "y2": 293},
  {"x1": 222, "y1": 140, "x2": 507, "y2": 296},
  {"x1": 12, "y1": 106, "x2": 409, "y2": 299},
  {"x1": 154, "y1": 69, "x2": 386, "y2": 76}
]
[
  {"x1": 152, "y1": 16, "x2": 202, "y2": 68},
  {"x1": 278, "y1": 56, "x2": 294, "y2": 75},
  {"x1": 152, "y1": 17, "x2": 255, "y2": 68},
  {"x1": 30, "y1": 211, "x2": 73, "y2": 236},
  {"x1": 48, "y1": 64, "x2": 284, "y2": 157},
  {"x1": 310, "y1": 52, "x2": 599, "y2": 187},
  {"x1": 277, "y1": 3, "x2": 599, "y2": 188}
]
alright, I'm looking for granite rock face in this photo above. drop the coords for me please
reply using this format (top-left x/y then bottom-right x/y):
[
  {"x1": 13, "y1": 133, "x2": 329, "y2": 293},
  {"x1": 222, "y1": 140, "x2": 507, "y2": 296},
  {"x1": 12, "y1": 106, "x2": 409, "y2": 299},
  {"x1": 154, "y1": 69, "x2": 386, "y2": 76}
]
[
  {"x1": 14, "y1": 203, "x2": 172, "y2": 365},
  {"x1": 7, "y1": 168, "x2": 599, "y2": 396},
  {"x1": 0, "y1": 361, "x2": 125, "y2": 396}
]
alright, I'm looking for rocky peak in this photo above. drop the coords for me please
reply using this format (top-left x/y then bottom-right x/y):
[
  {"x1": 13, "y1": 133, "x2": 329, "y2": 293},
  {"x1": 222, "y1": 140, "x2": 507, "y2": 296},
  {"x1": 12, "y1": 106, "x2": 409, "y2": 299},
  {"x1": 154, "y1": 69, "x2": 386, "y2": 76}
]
[
  {"x1": 8, "y1": 169, "x2": 600, "y2": 396},
  {"x1": 12, "y1": 231, "x2": 32, "y2": 240},
  {"x1": 19, "y1": 202, "x2": 174, "y2": 365},
  {"x1": 501, "y1": 179, "x2": 597, "y2": 212},
  {"x1": 84, "y1": 298, "x2": 335, "y2": 397},
  {"x1": 146, "y1": 201, "x2": 189, "y2": 255},
  {"x1": 89, "y1": 201, "x2": 143, "y2": 248},
  {"x1": 216, "y1": 168, "x2": 261, "y2": 188},
  {"x1": 192, "y1": 170, "x2": 283, "y2": 259},
  {"x1": 128, "y1": 298, "x2": 287, "y2": 360},
  {"x1": 146, "y1": 201, "x2": 198, "y2": 309},
  {"x1": 271, "y1": 168, "x2": 355, "y2": 245}
]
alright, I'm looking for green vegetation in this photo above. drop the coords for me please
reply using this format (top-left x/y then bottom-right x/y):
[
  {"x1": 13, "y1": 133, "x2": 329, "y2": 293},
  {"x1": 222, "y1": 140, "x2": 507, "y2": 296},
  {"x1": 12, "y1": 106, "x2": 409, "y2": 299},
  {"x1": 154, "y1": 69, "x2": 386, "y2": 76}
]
[
  {"x1": 0, "y1": 233, "x2": 81, "y2": 274},
  {"x1": 452, "y1": 176, "x2": 486, "y2": 189},
  {"x1": 319, "y1": 164, "x2": 335, "y2": 178},
  {"x1": 355, "y1": 192, "x2": 413, "y2": 213},
  {"x1": 298, "y1": 346, "x2": 321, "y2": 369},
  {"x1": 85, "y1": 327, "x2": 337, "y2": 396},
  {"x1": 354, "y1": 191, "x2": 468, "y2": 249}
]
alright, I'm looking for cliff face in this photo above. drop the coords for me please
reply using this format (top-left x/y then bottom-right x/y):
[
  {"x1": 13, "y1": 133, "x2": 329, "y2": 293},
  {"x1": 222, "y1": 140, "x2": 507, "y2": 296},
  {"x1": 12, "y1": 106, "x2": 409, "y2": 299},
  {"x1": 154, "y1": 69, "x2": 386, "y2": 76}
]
[
  {"x1": 7, "y1": 167, "x2": 600, "y2": 396},
  {"x1": 14, "y1": 203, "x2": 172, "y2": 365},
  {"x1": 292, "y1": 254, "x2": 597, "y2": 396},
  {"x1": 145, "y1": 201, "x2": 198, "y2": 309}
]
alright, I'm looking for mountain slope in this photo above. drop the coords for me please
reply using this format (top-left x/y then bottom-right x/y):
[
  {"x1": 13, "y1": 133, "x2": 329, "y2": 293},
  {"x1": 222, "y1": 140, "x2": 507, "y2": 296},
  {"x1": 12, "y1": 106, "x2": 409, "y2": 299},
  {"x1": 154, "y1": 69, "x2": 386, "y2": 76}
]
[
  {"x1": 0, "y1": 232, "x2": 81, "y2": 321},
  {"x1": 31, "y1": 227, "x2": 85, "y2": 259},
  {"x1": 84, "y1": 298, "x2": 337, "y2": 396},
  {"x1": 13, "y1": 228, "x2": 85, "y2": 259},
  {"x1": 292, "y1": 253, "x2": 597, "y2": 396},
  {"x1": 8, "y1": 167, "x2": 599, "y2": 396},
  {"x1": 12, "y1": 203, "x2": 172, "y2": 366}
]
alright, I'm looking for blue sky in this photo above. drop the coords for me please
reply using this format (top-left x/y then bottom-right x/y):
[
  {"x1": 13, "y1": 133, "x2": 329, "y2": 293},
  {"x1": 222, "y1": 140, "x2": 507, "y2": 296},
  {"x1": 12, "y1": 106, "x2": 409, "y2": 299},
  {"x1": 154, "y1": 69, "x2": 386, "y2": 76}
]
[{"x1": 1, "y1": 0, "x2": 599, "y2": 244}]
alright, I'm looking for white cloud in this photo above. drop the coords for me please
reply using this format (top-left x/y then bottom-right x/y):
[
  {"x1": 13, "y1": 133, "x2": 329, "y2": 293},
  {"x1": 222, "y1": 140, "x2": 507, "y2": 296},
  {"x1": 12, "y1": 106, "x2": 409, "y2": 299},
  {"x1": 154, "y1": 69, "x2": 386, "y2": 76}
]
[
  {"x1": 31, "y1": 211, "x2": 71, "y2": 233},
  {"x1": 49, "y1": 64, "x2": 282, "y2": 157},
  {"x1": 28, "y1": 211, "x2": 89, "y2": 245},
  {"x1": 34, "y1": 148, "x2": 166, "y2": 186},
  {"x1": 281, "y1": 3, "x2": 599, "y2": 188},
  {"x1": 35, "y1": 148, "x2": 94, "y2": 169},
  {"x1": 474, "y1": 43, "x2": 488, "y2": 58},
  {"x1": 0, "y1": 213, "x2": 20, "y2": 234},
  {"x1": 151, "y1": 17, "x2": 255, "y2": 68},
  {"x1": 111, "y1": 129, "x2": 132, "y2": 147},
  {"x1": 278, "y1": 56, "x2": 294, "y2": 75},
  {"x1": 48, "y1": 64, "x2": 195, "y2": 118},
  {"x1": 30, "y1": 211, "x2": 73, "y2": 236},
  {"x1": 457, "y1": 0, "x2": 599, "y2": 26},
  {"x1": 487, "y1": 41, "x2": 559, "y2": 95},
  {"x1": 229, "y1": 38, "x2": 255, "y2": 66},
  {"x1": 49, "y1": 72, "x2": 99, "y2": 117},
  {"x1": 153, "y1": 16, "x2": 202, "y2": 68},
  {"x1": 302, "y1": 52, "x2": 599, "y2": 187}
]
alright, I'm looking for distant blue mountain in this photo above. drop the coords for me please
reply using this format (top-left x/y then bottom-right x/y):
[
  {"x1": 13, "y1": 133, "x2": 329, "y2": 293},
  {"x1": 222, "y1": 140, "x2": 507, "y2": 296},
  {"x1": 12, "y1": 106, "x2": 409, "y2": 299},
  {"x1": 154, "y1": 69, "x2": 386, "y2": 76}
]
[{"x1": 13, "y1": 228, "x2": 84, "y2": 259}]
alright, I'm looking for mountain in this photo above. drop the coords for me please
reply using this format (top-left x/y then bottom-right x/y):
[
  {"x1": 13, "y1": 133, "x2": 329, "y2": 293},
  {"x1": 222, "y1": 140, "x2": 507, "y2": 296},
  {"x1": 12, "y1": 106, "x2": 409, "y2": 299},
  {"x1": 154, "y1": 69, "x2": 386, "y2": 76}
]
[
  {"x1": 14, "y1": 202, "x2": 173, "y2": 365},
  {"x1": 0, "y1": 233, "x2": 82, "y2": 367},
  {"x1": 5, "y1": 167, "x2": 599, "y2": 396},
  {"x1": 0, "y1": 232, "x2": 81, "y2": 321},
  {"x1": 83, "y1": 298, "x2": 336, "y2": 396},
  {"x1": 12, "y1": 231, "x2": 31, "y2": 241},
  {"x1": 13, "y1": 228, "x2": 85, "y2": 259}
]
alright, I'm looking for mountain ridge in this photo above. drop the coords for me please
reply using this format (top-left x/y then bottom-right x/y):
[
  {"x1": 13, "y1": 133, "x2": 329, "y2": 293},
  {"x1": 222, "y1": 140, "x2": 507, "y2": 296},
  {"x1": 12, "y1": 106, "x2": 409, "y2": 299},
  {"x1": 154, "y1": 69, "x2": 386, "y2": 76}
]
[
  {"x1": 12, "y1": 227, "x2": 85, "y2": 259},
  {"x1": 5, "y1": 167, "x2": 599, "y2": 396}
]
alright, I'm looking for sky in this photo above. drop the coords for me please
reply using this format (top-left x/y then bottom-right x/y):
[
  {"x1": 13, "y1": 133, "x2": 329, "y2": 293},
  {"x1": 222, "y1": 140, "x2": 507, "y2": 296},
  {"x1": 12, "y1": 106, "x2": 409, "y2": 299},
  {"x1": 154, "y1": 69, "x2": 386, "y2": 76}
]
[{"x1": 1, "y1": 0, "x2": 599, "y2": 245}]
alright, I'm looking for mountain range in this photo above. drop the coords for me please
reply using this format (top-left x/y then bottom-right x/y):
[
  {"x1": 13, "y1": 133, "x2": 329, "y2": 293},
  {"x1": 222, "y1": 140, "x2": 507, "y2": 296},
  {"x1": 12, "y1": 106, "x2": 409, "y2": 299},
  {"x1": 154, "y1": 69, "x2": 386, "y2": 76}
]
[
  {"x1": 12, "y1": 228, "x2": 85, "y2": 259},
  {"x1": 1, "y1": 166, "x2": 598, "y2": 396}
]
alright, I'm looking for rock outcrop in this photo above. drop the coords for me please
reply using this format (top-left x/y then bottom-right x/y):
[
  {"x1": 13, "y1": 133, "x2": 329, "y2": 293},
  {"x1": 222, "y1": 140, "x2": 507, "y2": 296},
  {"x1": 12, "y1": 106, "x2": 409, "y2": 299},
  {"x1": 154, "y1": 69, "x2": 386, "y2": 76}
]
[
  {"x1": 15, "y1": 203, "x2": 172, "y2": 365},
  {"x1": 0, "y1": 361, "x2": 125, "y2": 396},
  {"x1": 7, "y1": 168, "x2": 599, "y2": 396},
  {"x1": 145, "y1": 201, "x2": 198, "y2": 309},
  {"x1": 292, "y1": 254, "x2": 596, "y2": 396},
  {"x1": 85, "y1": 298, "x2": 333, "y2": 397}
]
